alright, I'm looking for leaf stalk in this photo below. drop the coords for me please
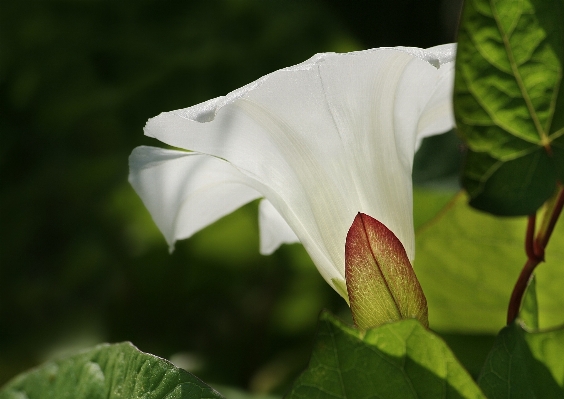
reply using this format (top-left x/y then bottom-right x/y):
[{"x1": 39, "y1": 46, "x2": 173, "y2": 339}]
[{"x1": 507, "y1": 184, "x2": 564, "y2": 324}]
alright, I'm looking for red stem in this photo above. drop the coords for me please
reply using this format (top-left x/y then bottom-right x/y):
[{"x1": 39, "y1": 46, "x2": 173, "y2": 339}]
[
  {"x1": 507, "y1": 257, "x2": 541, "y2": 324},
  {"x1": 507, "y1": 185, "x2": 564, "y2": 324},
  {"x1": 525, "y1": 214, "x2": 536, "y2": 260}
]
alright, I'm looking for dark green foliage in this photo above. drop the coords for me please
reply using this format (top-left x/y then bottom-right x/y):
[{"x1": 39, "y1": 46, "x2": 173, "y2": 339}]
[
  {"x1": 286, "y1": 312, "x2": 485, "y2": 399},
  {"x1": 479, "y1": 322, "x2": 564, "y2": 398},
  {"x1": 0, "y1": 342, "x2": 224, "y2": 399},
  {"x1": 454, "y1": 0, "x2": 564, "y2": 215},
  {"x1": 478, "y1": 278, "x2": 564, "y2": 398}
]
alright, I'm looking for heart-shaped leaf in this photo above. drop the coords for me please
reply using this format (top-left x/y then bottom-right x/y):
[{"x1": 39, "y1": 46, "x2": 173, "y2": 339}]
[
  {"x1": 286, "y1": 311, "x2": 485, "y2": 399},
  {"x1": 478, "y1": 279, "x2": 564, "y2": 397},
  {"x1": 454, "y1": 0, "x2": 564, "y2": 215},
  {"x1": 414, "y1": 192, "x2": 564, "y2": 333},
  {"x1": 0, "y1": 342, "x2": 224, "y2": 399}
]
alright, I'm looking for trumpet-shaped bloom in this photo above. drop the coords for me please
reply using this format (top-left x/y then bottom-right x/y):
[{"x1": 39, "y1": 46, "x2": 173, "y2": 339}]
[{"x1": 129, "y1": 44, "x2": 456, "y2": 300}]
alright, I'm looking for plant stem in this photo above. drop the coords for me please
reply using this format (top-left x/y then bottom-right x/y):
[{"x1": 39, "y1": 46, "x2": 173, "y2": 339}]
[
  {"x1": 525, "y1": 214, "x2": 536, "y2": 260},
  {"x1": 507, "y1": 184, "x2": 564, "y2": 324},
  {"x1": 507, "y1": 257, "x2": 540, "y2": 324}
]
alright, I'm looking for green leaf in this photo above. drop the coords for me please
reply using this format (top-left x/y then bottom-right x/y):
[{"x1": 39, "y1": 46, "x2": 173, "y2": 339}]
[
  {"x1": 286, "y1": 311, "x2": 485, "y2": 399},
  {"x1": 454, "y1": 0, "x2": 564, "y2": 215},
  {"x1": 0, "y1": 342, "x2": 224, "y2": 399},
  {"x1": 478, "y1": 322, "x2": 564, "y2": 398},
  {"x1": 414, "y1": 192, "x2": 564, "y2": 333},
  {"x1": 212, "y1": 385, "x2": 279, "y2": 399},
  {"x1": 478, "y1": 281, "x2": 564, "y2": 396},
  {"x1": 413, "y1": 188, "x2": 458, "y2": 230}
]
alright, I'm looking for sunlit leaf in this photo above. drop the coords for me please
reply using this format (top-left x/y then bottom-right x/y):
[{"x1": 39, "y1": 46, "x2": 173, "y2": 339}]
[
  {"x1": 0, "y1": 342, "x2": 224, "y2": 399},
  {"x1": 286, "y1": 311, "x2": 485, "y2": 399},
  {"x1": 414, "y1": 192, "x2": 564, "y2": 333},
  {"x1": 454, "y1": 0, "x2": 564, "y2": 215}
]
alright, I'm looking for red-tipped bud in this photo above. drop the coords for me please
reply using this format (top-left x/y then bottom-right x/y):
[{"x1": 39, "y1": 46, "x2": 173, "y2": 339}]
[{"x1": 345, "y1": 213, "x2": 428, "y2": 330}]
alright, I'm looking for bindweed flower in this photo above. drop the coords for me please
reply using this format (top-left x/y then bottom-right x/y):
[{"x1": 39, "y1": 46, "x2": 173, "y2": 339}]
[{"x1": 129, "y1": 44, "x2": 456, "y2": 303}]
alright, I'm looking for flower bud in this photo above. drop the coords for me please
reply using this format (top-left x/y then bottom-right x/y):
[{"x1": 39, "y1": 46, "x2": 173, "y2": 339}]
[{"x1": 346, "y1": 213, "x2": 428, "y2": 330}]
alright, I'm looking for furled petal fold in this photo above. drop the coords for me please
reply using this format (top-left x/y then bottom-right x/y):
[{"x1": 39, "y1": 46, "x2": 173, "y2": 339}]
[
  {"x1": 129, "y1": 146, "x2": 261, "y2": 252},
  {"x1": 258, "y1": 199, "x2": 300, "y2": 255},
  {"x1": 131, "y1": 44, "x2": 456, "y2": 297}
]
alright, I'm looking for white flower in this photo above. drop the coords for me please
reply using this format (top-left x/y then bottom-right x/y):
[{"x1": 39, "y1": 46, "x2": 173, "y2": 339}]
[{"x1": 129, "y1": 44, "x2": 456, "y2": 300}]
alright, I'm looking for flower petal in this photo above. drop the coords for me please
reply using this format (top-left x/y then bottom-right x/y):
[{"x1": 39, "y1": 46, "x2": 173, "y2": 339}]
[
  {"x1": 395, "y1": 44, "x2": 456, "y2": 146},
  {"x1": 142, "y1": 45, "x2": 456, "y2": 291},
  {"x1": 258, "y1": 199, "x2": 299, "y2": 255},
  {"x1": 129, "y1": 146, "x2": 261, "y2": 252}
]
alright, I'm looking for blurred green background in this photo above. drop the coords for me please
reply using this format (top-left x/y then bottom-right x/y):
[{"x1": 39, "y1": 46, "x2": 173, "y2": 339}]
[{"x1": 0, "y1": 0, "x2": 462, "y2": 395}]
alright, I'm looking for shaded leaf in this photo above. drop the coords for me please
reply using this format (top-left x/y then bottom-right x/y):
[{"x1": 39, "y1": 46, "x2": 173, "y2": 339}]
[
  {"x1": 286, "y1": 311, "x2": 485, "y2": 399},
  {"x1": 414, "y1": 192, "x2": 564, "y2": 333},
  {"x1": 0, "y1": 342, "x2": 224, "y2": 399},
  {"x1": 478, "y1": 284, "x2": 564, "y2": 398},
  {"x1": 478, "y1": 322, "x2": 564, "y2": 398},
  {"x1": 454, "y1": 0, "x2": 564, "y2": 215}
]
